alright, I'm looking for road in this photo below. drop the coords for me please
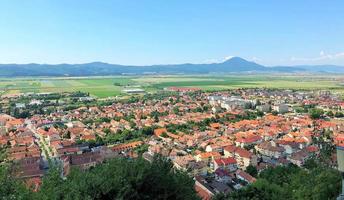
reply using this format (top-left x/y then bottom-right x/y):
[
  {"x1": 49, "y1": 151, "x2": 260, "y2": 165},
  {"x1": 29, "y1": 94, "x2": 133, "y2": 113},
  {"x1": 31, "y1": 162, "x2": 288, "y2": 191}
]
[{"x1": 27, "y1": 121, "x2": 55, "y2": 169}]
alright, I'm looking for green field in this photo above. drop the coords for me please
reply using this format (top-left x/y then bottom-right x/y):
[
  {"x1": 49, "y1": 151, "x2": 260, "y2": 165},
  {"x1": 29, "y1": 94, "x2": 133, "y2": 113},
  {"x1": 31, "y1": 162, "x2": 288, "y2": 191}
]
[{"x1": 0, "y1": 74, "x2": 343, "y2": 98}]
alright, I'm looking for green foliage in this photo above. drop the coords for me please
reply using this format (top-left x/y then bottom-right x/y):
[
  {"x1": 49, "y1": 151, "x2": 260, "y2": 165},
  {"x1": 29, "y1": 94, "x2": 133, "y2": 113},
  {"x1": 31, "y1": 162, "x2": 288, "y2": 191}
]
[
  {"x1": 256, "y1": 110, "x2": 264, "y2": 117},
  {"x1": 294, "y1": 107, "x2": 305, "y2": 113},
  {"x1": 0, "y1": 154, "x2": 199, "y2": 199},
  {"x1": 271, "y1": 110, "x2": 278, "y2": 116},
  {"x1": 245, "y1": 165, "x2": 258, "y2": 177},
  {"x1": 134, "y1": 144, "x2": 149, "y2": 155},
  {"x1": 0, "y1": 146, "x2": 7, "y2": 163},
  {"x1": 0, "y1": 162, "x2": 34, "y2": 199},
  {"x1": 38, "y1": 166, "x2": 65, "y2": 200},
  {"x1": 335, "y1": 112, "x2": 344, "y2": 118},
  {"x1": 226, "y1": 164, "x2": 341, "y2": 200},
  {"x1": 309, "y1": 108, "x2": 324, "y2": 119},
  {"x1": 230, "y1": 179, "x2": 286, "y2": 200},
  {"x1": 258, "y1": 164, "x2": 300, "y2": 186},
  {"x1": 326, "y1": 110, "x2": 334, "y2": 117},
  {"x1": 160, "y1": 132, "x2": 168, "y2": 138},
  {"x1": 103, "y1": 126, "x2": 154, "y2": 144},
  {"x1": 36, "y1": 156, "x2": 199, "y2": 200}
]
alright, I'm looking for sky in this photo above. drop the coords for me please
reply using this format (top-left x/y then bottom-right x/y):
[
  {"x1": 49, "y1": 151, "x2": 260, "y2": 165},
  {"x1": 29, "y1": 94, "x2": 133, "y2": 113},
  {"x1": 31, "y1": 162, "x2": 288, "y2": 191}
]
[{"x1": 0, "y1": 0, "x2": 343, "y2": 66}]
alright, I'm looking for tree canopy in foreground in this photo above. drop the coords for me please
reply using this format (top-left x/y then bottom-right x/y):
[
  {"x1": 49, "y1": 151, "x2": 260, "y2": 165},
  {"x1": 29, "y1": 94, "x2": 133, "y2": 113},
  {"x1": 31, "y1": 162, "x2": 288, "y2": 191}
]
[
  {"x1": 215, "y1": 161, "x2": 341, "y2": 200},
  {"x1": 1, "y1": 156, "x2": 200, "y2": 200},
  {"x1": 0, "y1": 155, "x2": 341, "y2": 200}
]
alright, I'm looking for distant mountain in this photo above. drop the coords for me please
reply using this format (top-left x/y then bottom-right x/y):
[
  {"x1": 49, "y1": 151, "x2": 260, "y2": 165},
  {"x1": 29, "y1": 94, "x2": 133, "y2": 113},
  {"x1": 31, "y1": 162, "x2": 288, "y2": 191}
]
[
  {"x1": 273, "y1": 65, "x2": 344, "y2": 73},
  {"x1": 0, "y1": 57, "x2": 343, "y2": 76}
]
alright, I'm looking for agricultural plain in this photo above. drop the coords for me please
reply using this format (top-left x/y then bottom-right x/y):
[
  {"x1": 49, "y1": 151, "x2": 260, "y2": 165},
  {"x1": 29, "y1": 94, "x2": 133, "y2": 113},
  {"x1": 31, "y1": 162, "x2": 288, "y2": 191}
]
[{"x1": 0, "y1": 74, "x2": 343, "y2": 98}]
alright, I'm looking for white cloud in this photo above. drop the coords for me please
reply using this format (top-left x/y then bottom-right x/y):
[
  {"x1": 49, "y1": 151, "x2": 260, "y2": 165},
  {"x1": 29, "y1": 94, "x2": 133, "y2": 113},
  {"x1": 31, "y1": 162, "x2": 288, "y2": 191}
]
[
  {"x1": 291, "y1": 51, "x2": 344, "y2": 62},
  {"x1": 223, "y1": 55, "x2": 234, "y2": 62},
  {"x1": 251, "y1": 56, "x2": 262, "y2": 62}
]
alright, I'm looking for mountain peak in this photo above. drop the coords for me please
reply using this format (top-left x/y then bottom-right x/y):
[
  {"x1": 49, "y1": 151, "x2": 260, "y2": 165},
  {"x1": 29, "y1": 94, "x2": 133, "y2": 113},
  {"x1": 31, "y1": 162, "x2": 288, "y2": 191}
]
[{"x1": 223, "y1": 57, "x2": 252, "y2": 64}]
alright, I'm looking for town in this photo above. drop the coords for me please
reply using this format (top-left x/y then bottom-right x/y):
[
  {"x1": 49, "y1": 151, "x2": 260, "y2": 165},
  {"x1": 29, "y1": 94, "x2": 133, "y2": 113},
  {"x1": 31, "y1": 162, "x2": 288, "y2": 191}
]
[{"x1": 1, "y1": 87, "x2": 343, "y2": 199}]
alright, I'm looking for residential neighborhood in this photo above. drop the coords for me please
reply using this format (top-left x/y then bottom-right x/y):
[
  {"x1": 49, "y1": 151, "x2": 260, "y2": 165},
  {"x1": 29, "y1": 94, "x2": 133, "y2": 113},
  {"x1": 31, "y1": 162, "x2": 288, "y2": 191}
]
[{"x1": 1, "y1": 88, "x2": 343, "y2": 199}]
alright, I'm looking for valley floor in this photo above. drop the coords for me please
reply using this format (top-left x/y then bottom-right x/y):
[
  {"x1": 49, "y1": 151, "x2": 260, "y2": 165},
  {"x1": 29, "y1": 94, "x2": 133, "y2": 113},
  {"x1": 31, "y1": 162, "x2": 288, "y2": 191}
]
[{"x1": 0, "y1": 74, "x2": 343, "y2": 98}]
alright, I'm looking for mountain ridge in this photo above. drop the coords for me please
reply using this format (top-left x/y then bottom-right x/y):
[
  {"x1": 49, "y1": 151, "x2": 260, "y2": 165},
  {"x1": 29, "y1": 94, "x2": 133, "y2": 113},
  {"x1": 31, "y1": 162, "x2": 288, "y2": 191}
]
[{"x1": 0, "y1": 57, "x2": 343, "y2": 77}]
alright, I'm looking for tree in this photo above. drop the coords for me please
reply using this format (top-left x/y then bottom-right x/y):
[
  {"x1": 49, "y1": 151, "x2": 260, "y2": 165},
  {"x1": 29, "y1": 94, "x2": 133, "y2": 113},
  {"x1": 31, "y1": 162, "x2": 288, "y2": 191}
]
[
  {"x1": 226, "y1": 164, "x2": 341, "y2": 200},
  {"x1": 0, "y1": 151, "x2": 34, "y2": 199},
  {"x1": 257, "y1": 110, "x2": 264, "y2": 117},
  {"x1": 309, "y1": 108, "x2": 324, "y2": 119},
  {"x1": 134, "y1": 144, "x2": 149, "y2": 155},
  {"x1": 245, "y1": 165, "x2": 258, "y2": 177},
  {"x1": 142, "y1": 126, "x2": 154, "y2": 136},
  {"x1": 160, "y1": 132, "x2": 168, "y2": 138},
  {"x1": 0, "y1": 146, "x2": 7, "y2": 163},
  {"x1": 229, "y1": 179, "x2": 286, "y2": 200},
  {"x1": 37, "y1": 156, "x2": 200, "y2": 200},
  {"x1": 295, "y1": 107, "x2": 305, "y2": 113},
  {"x1": 64, "y1": 131, "x2": 71, "y2": 139},
  {"x1": 173, "y1": 107, "x2": 180, "y2": 115},
  {"x1": 271, "y1": 110, "x2": 278, "y2": 116},
  {"x1": 335, "y1": 112, "x2": 344, "y2": 118},
  {"x1": 326, "y1": 110, "x2": 334, "y2": 117},
  {"x1": 154, "y1": 114, "x2": 159, "y2": 123},
  {"x1": 38, "y1": 166, "x2": 65, "y2": 200}
]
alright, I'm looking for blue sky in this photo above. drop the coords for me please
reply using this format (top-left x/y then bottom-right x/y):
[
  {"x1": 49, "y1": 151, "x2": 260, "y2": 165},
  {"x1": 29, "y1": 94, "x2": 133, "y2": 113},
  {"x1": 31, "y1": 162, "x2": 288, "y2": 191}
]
[{"x1": 0, "y1": 0, "x2": 343, "y2": 66}]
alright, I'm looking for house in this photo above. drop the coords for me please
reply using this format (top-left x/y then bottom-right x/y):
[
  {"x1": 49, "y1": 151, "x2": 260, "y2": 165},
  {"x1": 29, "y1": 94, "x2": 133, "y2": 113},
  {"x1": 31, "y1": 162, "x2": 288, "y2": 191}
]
[
  {"x1": 14, "y1": 157, "x2": 44, "y2": 179},
  {"x1": 277, "y1": 140, "x2": 300, "y2": 154},
  {"x1": 215, "y1": 168, "x2": 231, "y2": 183},
  {"x1": 154, "y1": 128, "x2": 167, "y2": 137},
  {"x1": 209, "y1": 123, "x2": 220, "y2": 129},
  {"x1": 287, "y1": 149, "x2": 311, "y2": 166},
  {"x1": 62, "y1": 151, "x2": 103, "y2": 176},
  {"x1": 235, "y1": 148, "x2": 258, "y2": 169},
  {"x1": 195, "y1": 176, "x2": 214, "y2": 200},
  {"x1": 47, "y1": 133, "x2": 61, "y2": 146},
  {"x1": 273, "y1": 104, "x2": 289, "y2": 113},
  {"x1": 188, "y1": 161, "x2": 208, "y2": 176},
  {"x1": 236, "y1": 170, "x2": 256, "y2": 184},
  {"x1": 208, "y1": 180, "x2": 232, "y2": 195},
  {"x1": 256, "y1": 104, "x2": 271, "y2": 112},
  {"x1": 57, "y1": 146, "x2": 83, "y2": 156},
  {"x1": 112, "y1": 141, "x2": 143, "y2": 153},
  {"x1": 255, "y1": 141, "x2": 285, "y2": 160},
  {"x1": 213, "y1": 157, "x2": 237, "y2": 172},
  {"x1": 194, "y1": 176, "x2": 232, "y2": 200},
  {"x1": 195, "y1": 151, "x2": 221, "y2": 163},
  {"x1": 224, "y1": 145, "x2": 257, "y2": 169},
  {"x1": 173, "y1": 154, "x2": 195, "y2": 170},
  {"x1": 6, "y1": 118, "x2": 25, "y2": 130},
  {"x1": 235, "y1": 135, "x2": 262, "y2": 148},
  {"x1": 80, "y1": 134, "x2": 96, "y2": 141},
  {"x1": 205, "y1": 144, "x2": 222, "y2": 153}
]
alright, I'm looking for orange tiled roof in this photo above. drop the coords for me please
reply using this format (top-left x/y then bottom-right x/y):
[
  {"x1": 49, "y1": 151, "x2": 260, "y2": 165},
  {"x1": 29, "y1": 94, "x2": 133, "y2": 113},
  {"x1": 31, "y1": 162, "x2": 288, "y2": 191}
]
[{"x1": 154, "y1": 128, "x2": 167, "y2": 137}]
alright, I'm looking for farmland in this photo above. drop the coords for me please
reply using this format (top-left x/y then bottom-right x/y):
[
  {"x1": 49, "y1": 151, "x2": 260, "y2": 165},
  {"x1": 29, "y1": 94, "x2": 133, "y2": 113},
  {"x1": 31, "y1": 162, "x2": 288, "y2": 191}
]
[{"x1": 0, "y1": 74, "x2": 343, "y2": 98}]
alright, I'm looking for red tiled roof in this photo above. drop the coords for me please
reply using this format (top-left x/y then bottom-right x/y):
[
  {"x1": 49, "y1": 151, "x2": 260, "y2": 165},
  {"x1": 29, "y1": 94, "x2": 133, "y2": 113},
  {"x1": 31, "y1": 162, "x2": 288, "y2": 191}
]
[
  {"x1": 214, "y1": 157, "x2": 236, "y2": 165},
  {"x1": 236, "y1": 148, "x2": 253, "y2": 158},
  {"x1": 112, "y1": 141, "x2": 143, "y2": 152}
]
